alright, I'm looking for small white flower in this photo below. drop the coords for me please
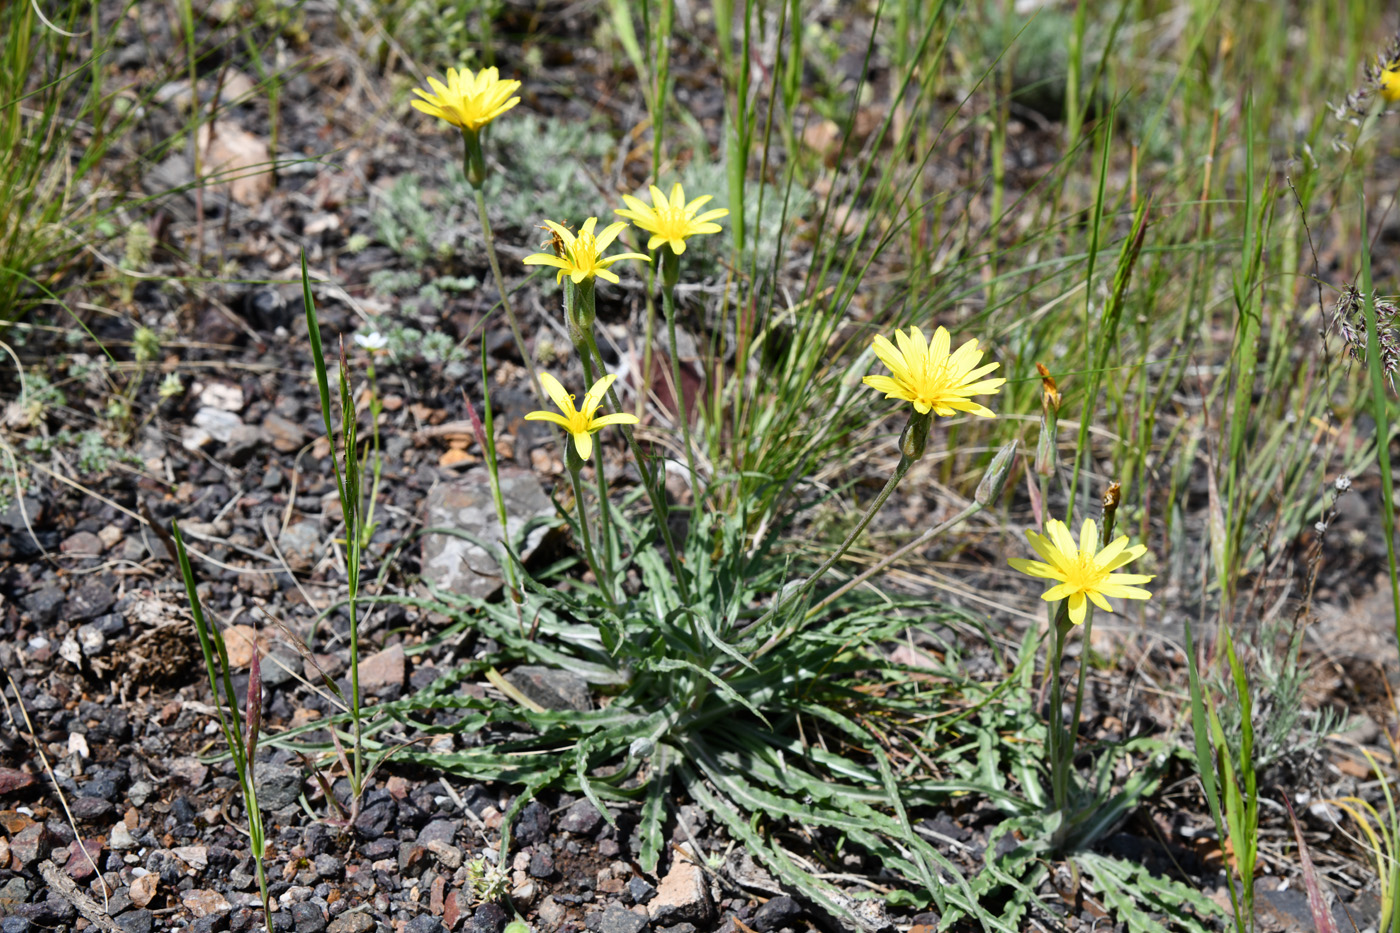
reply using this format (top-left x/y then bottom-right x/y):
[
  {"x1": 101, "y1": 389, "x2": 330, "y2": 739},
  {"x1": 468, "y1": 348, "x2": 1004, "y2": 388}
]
[{"x1": 353, "y1": 331, "x2": 388, "y2": 351}]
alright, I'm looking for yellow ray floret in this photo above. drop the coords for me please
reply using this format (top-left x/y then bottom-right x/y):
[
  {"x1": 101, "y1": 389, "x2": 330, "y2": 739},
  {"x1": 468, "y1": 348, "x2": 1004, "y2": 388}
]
[
  {"x1": 1008, "y1": 518, "x2": 1154, "y2": 625},
  {"x1": 523, "y1": 218, "x2": 650, "y2": 285},
  {"x1": 523, "y1": 373, "x2": 639, "y2": 461},
  {"x1": 411, "y1": 67, "x2": 521, "y2": 133},
  {"x1": 862, "y1": 325, "x2": 1005, "y2": 417},
  {"x1": 613, "y1": 183, "x2": 729, "y2": 256}
]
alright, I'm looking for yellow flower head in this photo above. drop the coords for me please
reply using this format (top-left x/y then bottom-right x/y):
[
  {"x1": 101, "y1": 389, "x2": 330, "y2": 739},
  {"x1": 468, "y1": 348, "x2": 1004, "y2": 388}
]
[
  {"x1": 1382, "y1": 67, "x2": 1400, "y2": 103},
  {"x1": 524, "y1": 372, "x2": 639, "y2": 461},
  {"x1": 411, "y1": 67, "x2": 521, "y2": 133},
  {"x1": 613, "y1": 183, "x2": 729, "y2": 256},
  {"x1": 523, "y1": 218, "x2": 650, "y2": 285},
  {"x1": 1008, "y1": 518, "x2": 1154, "y2": 626},
  {"x1": 863, "y1": 325, "x2": 1005, "y2": 418}
]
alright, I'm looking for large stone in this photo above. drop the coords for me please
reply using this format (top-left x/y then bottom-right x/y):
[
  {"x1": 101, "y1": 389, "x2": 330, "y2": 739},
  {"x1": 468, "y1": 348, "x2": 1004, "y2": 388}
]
[
  {"x1": 262, "y1": 414, "x2": 309, "y2": 453},
  {"x1": 648, "y1": 843, "x2": 712, "y2": 926},
  {"x1": 254, "y1": 762, "x2": 304, "y2": 812},
  {"x1": 357, "y1": 644, "x2": 405, "y2": 699},
  {"x1": 505, "y1": 666, "x2": 590, "y2": 712},
  {"x1": 193, "y1": 408, "x2": 243, "y2": 444},
  {"x1": 421, "y1": 469, "x2": 558, "y2": 599},
  {"x1": 278, "y1": 523, "x2": 321, "y2": 572}
]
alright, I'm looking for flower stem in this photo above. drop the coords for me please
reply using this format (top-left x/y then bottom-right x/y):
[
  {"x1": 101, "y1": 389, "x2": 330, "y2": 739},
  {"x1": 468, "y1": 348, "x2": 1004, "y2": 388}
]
[
  {"x1": 575, "y1": 343, "x2": 616, "y2": 587},
  {"x1": 661, "y1": 280, "x2": 701, "y2": 502},
  {"x1": 578, "y1": 328, "x2": 691, "y2": 603},
  {"x1": 748, "y1": 430, "x2": 923, "y2": 662},
  {"x1": 473, "y1": 186, "x2": 544, "y2": 406},
  {"x1": 567, "y1": 448, "x2": 613, "y2": 608}
]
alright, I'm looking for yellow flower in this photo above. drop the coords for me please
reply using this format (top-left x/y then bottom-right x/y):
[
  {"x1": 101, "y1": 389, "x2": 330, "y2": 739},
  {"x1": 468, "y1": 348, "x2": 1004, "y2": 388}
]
[
  {"x1": 613, "y1": 183, "x2": 729, "y2": 256},
  {"x1": 523, "y1": 218, "x2": 650, "y2": 285},
  {"x1": 863, "y1": 325, "x2": 1005, "y2": 417},
  {"x1": 411, "y1": 67, "x2": 521, "y2": 133},
  {"x1": 1382, "y1": 67, "x2": 1400, "y2": 103},
  {"x1": 1008, "y1": 518, "x2": 1154, "y2": 626},
  {"x1": 524, "y1": 372, "x2": 639, "y2": 461}
]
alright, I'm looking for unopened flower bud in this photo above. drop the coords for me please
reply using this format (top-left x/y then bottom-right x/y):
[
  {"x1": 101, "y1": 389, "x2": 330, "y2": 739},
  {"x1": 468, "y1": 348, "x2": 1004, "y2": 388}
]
[
  {"x1": 462, "y1": 130, "x2": 487, "y2": 188},
  {"x1": 899, "y1": 411, "x2": 932, "y2": 461},
  {"x1": 976, "y1": 440, "x2": 1018, "y2": 506},
  {"x1": 1037, "y1": 363, "x2": 1061, "y2": 414},
  {"x1": 565, "y1": 278, "x2": 597, "y2": 331},
  {"x1": 1101, "y1": 482, "x2": 1122, "y2": 542},
  {"x1": 660, "y1": 248, "x2": 681, "y2": 290}
]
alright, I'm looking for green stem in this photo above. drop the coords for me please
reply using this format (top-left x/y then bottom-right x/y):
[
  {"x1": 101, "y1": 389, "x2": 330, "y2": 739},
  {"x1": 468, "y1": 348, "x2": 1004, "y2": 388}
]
[
  {"x1": 661, "y1": 275, "x2": 701, "y2": 502},
  {"x1": 578, "y1": 327, "x2": 691, "y2": 603},
  {"x1": 473, "y1": 186, "x2": 544, "y2": 406},
  {"x1": 567, "y1": 449, "x2": 613, "y2": 608},
  {"x1": 748, "y1": 414, "x2": 928, "y2": 661},
  {"x1": 1047, "y1": 602, "x2": 1074, "y2": 814},
  {"x1": 575, "y1": 342, "x2": 617, "y2": 587}
]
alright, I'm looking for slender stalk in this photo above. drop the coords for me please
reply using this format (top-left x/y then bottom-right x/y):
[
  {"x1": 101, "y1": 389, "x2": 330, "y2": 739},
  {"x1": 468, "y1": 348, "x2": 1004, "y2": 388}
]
[
  {"x1": 566, "y1": 446, "x2": 614, "y2": 608},
  {"x1": 661, "y1": 268, "x2": 701, "y2": 500},
  {"x1": 748, "y1": 413, "x2": 930, "y2": 661},
  {"x1": 578, "y1": 327, "x2": 691, "y2": 602},
  {"x1": 473, "y1": 186, "x2": 544, "y2": 406},
  {"x1": 806, "y1": 501, "x2": 982, "y2": 619},
  {"x1": 574, "y1": 338, "x2": 616, "y2": 586}
]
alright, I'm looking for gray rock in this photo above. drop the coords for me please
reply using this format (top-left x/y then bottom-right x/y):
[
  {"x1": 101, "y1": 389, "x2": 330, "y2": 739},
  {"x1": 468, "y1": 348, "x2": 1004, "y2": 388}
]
[
  {"x1": 353, "y1": 800, "x2": 395, "y2": 839},
  {"x1": 0, "y1": 877, "x2": 33, "y2": 912},
  {"x1": 591, "y1": 906, "x2": 649, "y2": 933},
  {"x1": 261, "y1": 413, "x2": 309, "y2": 453},
  {"x1": 751, "y1": 896, "x2": 802, "y2": 932},
  {"x1": 225, "y1": 425, "x2": 267, "y2": 467},
  {"x1": 70, "y1": 796, "x2": 113, "y2": 820},
  {"x1": 626, "y1": 877, "x2": 656, "y2": 905},
  {"x1": 67, "y1": 581, "x2": 116, "y2": 619},
  {"x1": 404, "y1": 916, "x2": 442, "y2": 933},
  {"x1": 326, "y1": 912, "x2": 374, "y2": 933},
  {"x1": 421, "y1": 469, "x2": 559, "y2": 599},
  {"x1": 466, "y1": 903, "x2": 507, "y2": 933},
  {"x1": 259, "y1": 647, "x2": 302, "y2": 689},
  {"x1": 194, "y1": 407, "x2": 243, "y2": 444},
  {"x1": 21, "y1": 585, "x2": 65, "y2": 624},
  {"x1": 527, "y1": 846, "x2": 555, "y2": 879},
  {"x1": 2, "y1": 917, "x2": 31, "y2": 933},
  {"x1": 278, "y1": 523, "x2": 321, "y2": 571},
  {"x1": 512, "y1": 800, "x2": 551, "y2": 846},
  {"x1": 115, "y1": 910, "x2": 154, "y2": 933},
  {"x1": 559, "y1": 799, "x2": 605, "y2": 836},
  {"x1": 291, "y1": 902, "x2": 326, "y2": 933},
  {"x1": 254, "y1": 762, "x2": 304, "y2": 811},
  {"x1": 416, "y1": 819, "x2": 457, "y2": 848},
  {"x1": 0, "y1": 496, "x2": 44, "y2": 531},
  {"x1": 505, "y1": 666, "x2": 590, "y2": 712}
]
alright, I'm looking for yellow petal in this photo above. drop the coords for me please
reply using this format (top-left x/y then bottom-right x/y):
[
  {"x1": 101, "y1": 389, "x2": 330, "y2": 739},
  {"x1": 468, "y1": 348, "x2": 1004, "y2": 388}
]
[
  {"x1": 590, "y1": 413, "x2": 639, "y2": 428},
  {"x1": 1067, "y1": 591, "x2": 1087, "y2": 625},
  {"x1": 582, "y1": 374, "x2": 618, "y2": 416},
  {"x1": 524, "y1": 411, "x2": 571, "y2": 429},
  {"x1": 1008, "y1": 557, "x2": 1062, "y2": 580},
  {"x1": 1078, "y1": 519, "x2": 1098, "y2": 557},
  {"x1": 594, "y1": 221, "x2": 629, "y2": 252},
  {"x1": 574, "y1": 429, "x2": 594, "y2": 461},
  {"x1": 538, "y1": 372, "x2": 573, "y2": 414}
]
